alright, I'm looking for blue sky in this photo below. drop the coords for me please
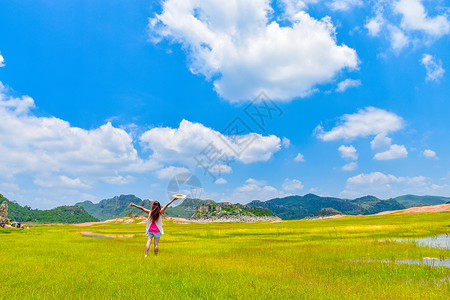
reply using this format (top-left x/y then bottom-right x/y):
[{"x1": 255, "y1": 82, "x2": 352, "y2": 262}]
[{"x1": 0, "y1": 0, "x2": 449, "y2": 209}]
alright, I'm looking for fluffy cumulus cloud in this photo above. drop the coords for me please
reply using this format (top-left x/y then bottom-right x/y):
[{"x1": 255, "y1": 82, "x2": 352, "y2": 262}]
[
  {"x1": 370, "y1": 134, "x2": 392, "y2": 151},
  {"x1": 214, "y1": 178, "x2": 227, "y2": 184},
  {"x1": 421, "y1": 54, "x2": 445, "y2": 81},
  {"x1": 373, "y1": 144, "x2": 408, "y2": 160},
  {"x1": 140, "y1": 119, "x2": 284, "y2": 166},
  {"x1": 341, "y1": 171, "x2": 439, "y2": 198},
  {"x1": 282, "y1": 178, "x2": 304, "y2": 191},
  {"x1": 388, "y1": 25, "x2": 409, "y2": 53},
  {"x1": 149, "y1": 0, "x2": 358, "y2": 102},
  {"x1": 342, "y1": 161, "x2": 357, "y2": 171},
  {"x1": 34, "y1": 175, "x2": 90, "y2": 189},
  {"x1": 338, "y1": 145, "x2": 358, "y2": 160},
  {"x1": 224, "y1": 178, "x2": 288, "y2": 203},
  {"x1": 0, "y1": 52, "x2": 4, "y2": 67},
  {"x1": 335, "y1": 79, "x2": 361, "y2": 92},
  {"x1": 328, "y1": 0, "x2": 362, "y2": 11},
  {"x1": 294, "y1": 152, "x2": 305, "y2": 162},
  {"x1": 155, "y1": 166, "x2": 190, "y2": 180},
  {"x1": 316, "y1": 107, "x2": 404, "y2": 141},
  {"x1": 366, "y1": 0, "x2": 450, "y2": 52},
  {"x1": 0, "y1": 77, "x2": 288, "y2": 206},
  {"x1": 395, "y1": 0, "x2": 450, "y2": 37},
  {"x1": 422, "y1": 149, "x2": 438, "y2": 159},
  {"x1": 0, "y1": 82, "x2": 159, "y2": 182},
  {"x1": 365, "y1": 14, "x2": 384, "y2": 36},
  {"x1": 100, "y1": 174, "x2": 134, "y2": 185}
]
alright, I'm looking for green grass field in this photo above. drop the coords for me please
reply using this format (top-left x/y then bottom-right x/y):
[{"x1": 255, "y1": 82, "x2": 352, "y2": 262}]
[{"x1": 1, "y1": 213, "x2": 449, "y2": 299}]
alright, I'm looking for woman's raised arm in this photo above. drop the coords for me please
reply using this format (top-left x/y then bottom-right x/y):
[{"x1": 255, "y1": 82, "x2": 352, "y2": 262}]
[
  {"x1": 161, "y1": 198, "x2": 177, "y2": 214},
  {"x1": 129, "y1": 203, "x2": 150, "y2": 214}
]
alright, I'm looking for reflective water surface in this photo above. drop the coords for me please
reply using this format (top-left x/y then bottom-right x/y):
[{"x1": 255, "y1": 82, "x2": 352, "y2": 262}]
[
  {"x1": 397, "y1": 234, "x2": 450, "y2": 250},
  {"x1": 79, "y1": 231, "x2": 134, "y2": 238}
]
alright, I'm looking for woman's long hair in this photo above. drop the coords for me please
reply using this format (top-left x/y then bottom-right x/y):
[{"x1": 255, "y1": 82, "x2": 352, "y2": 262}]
[{"x1": 150, "y1": 201, "x2": 161, "y2": 221}]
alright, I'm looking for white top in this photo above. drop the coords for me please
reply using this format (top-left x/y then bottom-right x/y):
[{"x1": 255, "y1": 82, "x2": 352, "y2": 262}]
[{"x1": 146, "y1": 214, "x2": 164, "y2": 235}]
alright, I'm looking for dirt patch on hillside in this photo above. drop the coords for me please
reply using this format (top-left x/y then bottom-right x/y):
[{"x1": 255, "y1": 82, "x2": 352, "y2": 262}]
[
  {"x1": 165, "y1": 217, "x2": 192, "y2": 224},
  {"x1": 375, "y1": 204, "x2": 450, "y2": 215}
]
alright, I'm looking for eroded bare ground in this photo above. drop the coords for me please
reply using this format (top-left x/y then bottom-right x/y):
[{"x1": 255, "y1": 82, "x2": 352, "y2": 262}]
[{"x1": 375, "y1": 203, "x2": 450, "y2": 216}]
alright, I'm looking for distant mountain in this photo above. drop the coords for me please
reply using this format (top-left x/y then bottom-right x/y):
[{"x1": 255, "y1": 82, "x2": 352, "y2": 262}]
[
  {"x1": 248, "y1": 194, "x2": 406, "y2": 220},
  {"x1": 76, "y1": 194, "x2": 153, "y2": 221},
  {"x1": 164, "y1": 198, "x2": 211, "y2": 219},
  {"x1": 392, "y1": 195, "x2": 450, "y2": 208},
  {"x1": 0, "y1": 194, "x2": 98, "y2": 224},
  {"x1": 76, "y1": 194, "x2": 207, "y2": 221},
  {"x1": 76, "y1": 193, "x2": 450, "y2": 221}
]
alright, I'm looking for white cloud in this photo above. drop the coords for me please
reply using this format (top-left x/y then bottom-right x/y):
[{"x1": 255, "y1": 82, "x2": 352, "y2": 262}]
[
  {"x1": 0, "y1": 83, "x2": 159, "y2": 179},
  {"x1": 225, "y1": 177, "x2": 287, "y2": 203},
  {"x1": 336, "y1": 79, "x2": 361, "y2": 92},
  {"x1": 214, "y1": 178, "x2": 227, "y2": 184},
  {"x1": 210, "y1": 164, "x2": 232, "y2": 174},
  {"x1": 395, "y1": 0, "x2": 450, "y2": 37},
  {"x1": 0, "y1": 52, "x2": 4, "y2": 67},
  {"x1": 389, "y1": 25, "x2": 409, "y2": 53},
  {"x1": 294, "y1": 152, "x2": 305, "y2": 162},
  {"x1": 244, "y1": 178, "x2": 267, "y2": 186},
  {"x1": 342, "y1": 161, "x2": 357, "y2": 171},
  {"x1": 422, "y1": 149, "x2": 438, "y2": 159},
  {"x1": 328, "y1": 0, "x2": 363, "y2": 11},
  {"x1": 149, "y1": 0, "x2": 358, "y2": 102},
  {"x1": 281, "y1": 0, "x2": 307, "y2": 18},
  {"x1": 34, "y1": 175, "x2": 89, "y2": 189},
  {"x1": 155, "y1": 166, "x2": 190, "y2": 180},
  {"x1": 421, "y1": 54, "x2": 445, "y2": 81},
  {"x1": 365, "y1": 14, "x2": 384, "y2": 36},
  {"x1": 282, "y1": 137, "x2": 291, "y2": 147},
  {"x1": 366, "y1": 1, "x2": 449, "y2": 52},
  {"x1": 316, "y1": 107, "x2": 404, "y2": 141},
  {"x1": 282, "y1": 178, "x2": 304, "y2": 191},
  {"x1": 370, "y1": 133, "x2": 392, "y2": 151},
  {"x1": 373, "y1": 144, "x2": 408, "y2": 160},
  {"x1": 341, "y1": 171, "x2": 434, "y2": 198},
  {"x1": 140, "y1": 119, "x2": 284, "y2": 166},
  {"x1": 338, "y1": 145, "x2": 358, "y2": 160},
  {"x1": 100, "y1": 175, "x2": 134, "y2": 185}
]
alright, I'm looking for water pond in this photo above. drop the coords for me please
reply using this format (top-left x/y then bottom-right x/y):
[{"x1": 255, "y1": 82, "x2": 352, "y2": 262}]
[
  {"x1": 397, "y1": 233, "x2": 450, "y2": 250},
  {"x1": 79, "y1": 231, "x2": 134, "y2": 238},
  {"x1": 351, "y1": 234, "x2": 450, "y2": 268}
]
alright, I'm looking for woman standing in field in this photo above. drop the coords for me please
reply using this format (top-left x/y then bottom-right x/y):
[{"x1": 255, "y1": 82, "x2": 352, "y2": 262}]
[{"x1": 129, "y1": 197, "x2": 178, "y2": 257}]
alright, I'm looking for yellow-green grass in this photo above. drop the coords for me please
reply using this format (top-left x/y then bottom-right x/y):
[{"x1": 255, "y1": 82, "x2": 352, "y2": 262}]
[{"x1": 1, "y1": 213, "x2": 449, "y2": 299}]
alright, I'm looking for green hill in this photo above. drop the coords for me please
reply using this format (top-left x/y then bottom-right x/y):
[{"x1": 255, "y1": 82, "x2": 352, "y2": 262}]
[
  {"x1": 392, "y1": 195, "x2": 450, "y2": 208},
  {"x1": 77, "y1": 195, "x2": 213, "y2": 221},
  {"x1": 248, "y1": 194, "x2": 405, "y2": 220},
  {"x1": 76, "y1": 194, "x2": 153, "y2": 221},
  {"x1": 0, "y1": 194, "x2": 98, "y2": 224}
]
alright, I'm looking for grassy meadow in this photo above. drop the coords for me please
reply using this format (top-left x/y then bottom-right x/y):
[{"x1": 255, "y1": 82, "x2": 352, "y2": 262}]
[{"x1": 1, "y1": 212, "x2": 449, "y2": 299}]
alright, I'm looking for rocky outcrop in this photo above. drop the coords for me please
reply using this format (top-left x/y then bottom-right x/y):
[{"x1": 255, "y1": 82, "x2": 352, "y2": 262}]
[
  {"x1": 190, "y1": 201, "x2": 280, "y2": 222},
  {"x1": 0, "y1": 201, "x2": 8, "y2": 227},
  {"x1": 303, "y1": 207, "x2": 343, "y2": 220},
  {"x1": 0, "y1": 201, "x2": 25, "y2": 229}
]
